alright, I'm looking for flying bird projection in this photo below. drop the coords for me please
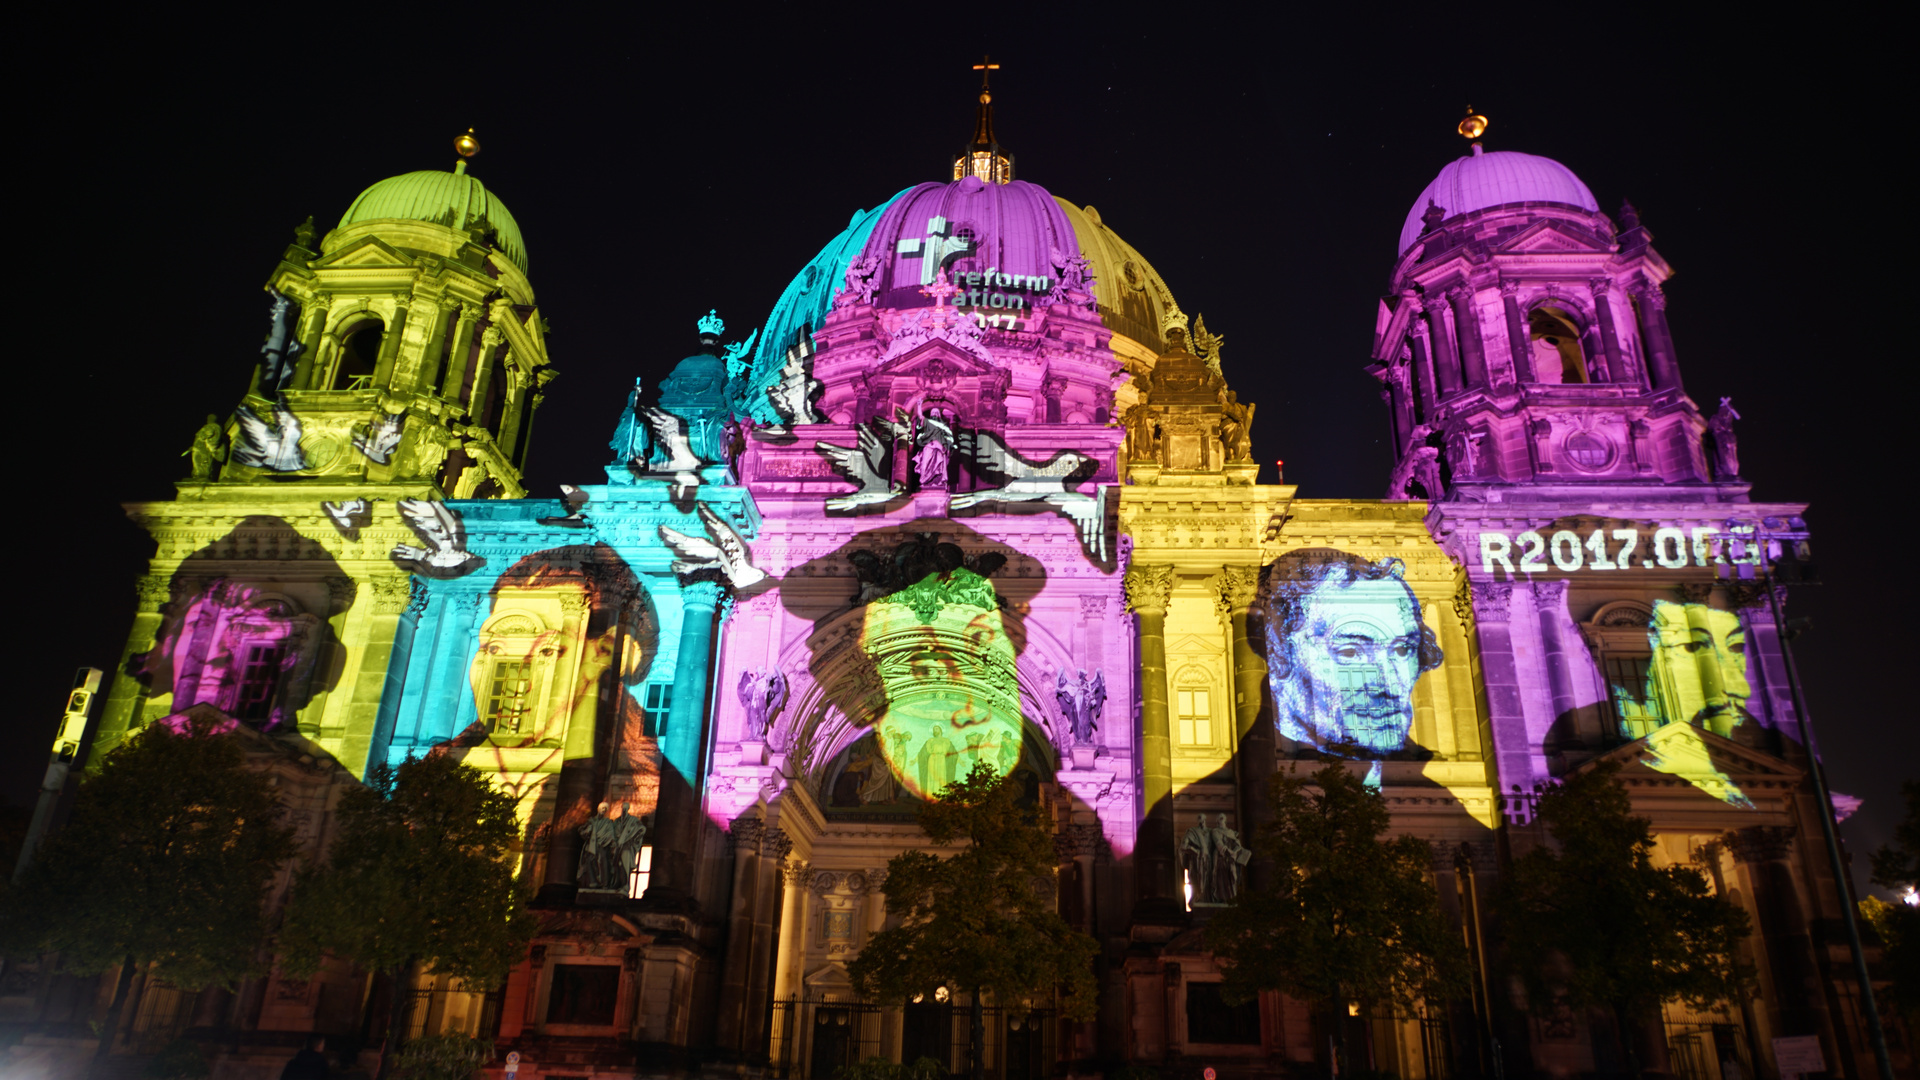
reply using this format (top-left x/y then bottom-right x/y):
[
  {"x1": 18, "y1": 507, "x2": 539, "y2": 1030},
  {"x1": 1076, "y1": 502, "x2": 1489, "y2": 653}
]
[
  {"x1": 391, "y1": 499, "x2": 486, "y2": 579},
  {"x1": 538, "y1": 484, "x2": 592, "y2": 528},
  {"x1": 639, "y1": 406, "x2": 705, "y2": 495},
  {"x1": 950, "y1": 429, "x2": 1107, "y2": 559},
  {"x1": 230, "y1": 397, "x2": 307, "y2": 472},
  {"x1": 322, "y1": 498, "x2": 372, "y2": 538},
  {"x1": 817, "y1": 418, "x2": 905, "y2": 510},
  {"x1": 353, "y1": 411, "x2": 405, "y2": 465},
  {"x1": 659, "y1": 503, "x2": 765, "y2": 589}
]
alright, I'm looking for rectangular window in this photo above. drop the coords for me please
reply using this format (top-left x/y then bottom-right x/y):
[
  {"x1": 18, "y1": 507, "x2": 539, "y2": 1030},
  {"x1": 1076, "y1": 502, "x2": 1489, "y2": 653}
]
[
  {"x1": 627, "y1": 845, "x2": 653, "y2": 900},
  {"x1": 1605, "y1": 655, "x2": 1664, "y2": 739},
  {"x1": 1177, "y1": 689, "x2": 1213, "y2": 746},
  {"x1": 485, "y1": 660, "x2": 533, "y2": 734},
  {"x1": 234, "y1": 644, "x2": 285, "y2": 722},
  {"x1": 545, "y1": 964, "x2": 619, "y2": 1027},
  {"x1": 1186, "y1": 982, "x2": 1261, "y2": 1044},
  {"x1": 643, "y1": 683, "x2": 674, "y2": 737}
]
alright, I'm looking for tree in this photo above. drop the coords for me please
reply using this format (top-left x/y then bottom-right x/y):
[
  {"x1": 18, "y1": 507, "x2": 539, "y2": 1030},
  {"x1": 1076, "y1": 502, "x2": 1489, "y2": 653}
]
[
  {"x1": 847, "y1": 763, "x2": 1097, "y2": 1080},
  {"x1": 1207, "y1": 762, "x2": 1468, "y2": 1074},
  {"x1": 1494, "y1": 760, "x2": 1753, "y2": 1073},
  {"x1": 1860, "y1": 780, "x2": 1919, "y2": 1025},
  {"x1": 278, "y1": 753, "x2": 535, "y2": 1080},
  {"x1": 0, "y1": 717, "x2": 297, "y2": 1072}
]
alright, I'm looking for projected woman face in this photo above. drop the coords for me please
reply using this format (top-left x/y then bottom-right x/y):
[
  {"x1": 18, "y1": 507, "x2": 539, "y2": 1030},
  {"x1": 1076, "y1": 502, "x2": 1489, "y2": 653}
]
[{"x1": 863, "y1": 601, "x2": 1022, "y2": 799}]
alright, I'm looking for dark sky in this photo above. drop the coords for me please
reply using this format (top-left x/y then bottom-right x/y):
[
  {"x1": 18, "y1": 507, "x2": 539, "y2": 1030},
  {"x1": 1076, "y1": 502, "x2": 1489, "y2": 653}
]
[{"x1": 16, "y1": 11, "x2": 1908, "y2": 889}]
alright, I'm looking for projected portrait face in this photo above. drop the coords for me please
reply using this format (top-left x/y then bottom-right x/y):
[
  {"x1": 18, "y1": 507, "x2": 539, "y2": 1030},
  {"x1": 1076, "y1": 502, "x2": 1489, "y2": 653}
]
[
  {"x1": 1646, "y1": 600, "x2": 1751, "y2": 738},
  {"x1": 468, "y1": 545, "x2": 648, "y2": 748},
  {"x1": 1258, "y1": 550, "x2": 1442, "y2": 757},
  {"x1": 861, "y1": 569, "x2": 1023, "y2": 799}
]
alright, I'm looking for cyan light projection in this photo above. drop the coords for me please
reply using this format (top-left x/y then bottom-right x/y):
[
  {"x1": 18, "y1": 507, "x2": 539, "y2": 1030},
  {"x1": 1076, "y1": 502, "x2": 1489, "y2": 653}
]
[
  {"x1": 1256, "y1": 549, "x2": 1443, "y2": 759},
  {"x1": 861, "y1": 567, "x2": 1023, "y2": 799}
]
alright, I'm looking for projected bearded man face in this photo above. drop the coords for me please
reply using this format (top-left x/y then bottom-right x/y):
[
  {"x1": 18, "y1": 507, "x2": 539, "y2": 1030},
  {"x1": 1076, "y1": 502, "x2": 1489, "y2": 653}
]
[
  {"x1": 861, "y1": 569, "x2": 1023, "y2": 799},
  {"x1": 1647, "y1": 600, "x2": 1751, "y2": 738},
  {"x1": 1259, "y1": 550, "x2": 1442, "y2": 757}
]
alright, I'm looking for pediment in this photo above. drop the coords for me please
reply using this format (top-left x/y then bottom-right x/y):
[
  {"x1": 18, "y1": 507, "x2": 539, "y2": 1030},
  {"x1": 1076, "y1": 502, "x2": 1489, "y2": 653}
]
[
  {"x1": 1586, "y1": 723, "x2": 1800, "y2": 780},
  {"x1": 1495, "y1": 220, "x2": 1609, "y2": 256},
  {"x1": 313, "y1": 235, "x2": 412, "y2": 269},
  {"x1": 1166, "y1": 634, "x2": 1222, "y2": 655},
  {"x1": 803, "y1": 962, "x2": 854, "y2": 988},
  {"x1": 872, "y1": 338, "x2": 998, "y2": 377}
]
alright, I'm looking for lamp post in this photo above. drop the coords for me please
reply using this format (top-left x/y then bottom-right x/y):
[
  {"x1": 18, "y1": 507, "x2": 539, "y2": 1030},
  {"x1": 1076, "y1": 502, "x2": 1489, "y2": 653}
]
[{"x1": 1753, "y1": 522, "x2": 1893, "y2": 1080}]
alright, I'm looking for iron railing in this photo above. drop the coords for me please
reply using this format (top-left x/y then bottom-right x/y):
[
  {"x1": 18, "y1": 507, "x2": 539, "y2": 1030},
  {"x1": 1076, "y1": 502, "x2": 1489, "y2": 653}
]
[{"x1": 767, "y1": 998, "x2": 1055, "y2": 1080}]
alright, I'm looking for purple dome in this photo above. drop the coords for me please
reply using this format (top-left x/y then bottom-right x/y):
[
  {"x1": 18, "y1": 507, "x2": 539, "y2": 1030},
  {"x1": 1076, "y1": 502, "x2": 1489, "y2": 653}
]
[{"x1": 1398, "y1": 147, "x2": 1599, "y2": 255}]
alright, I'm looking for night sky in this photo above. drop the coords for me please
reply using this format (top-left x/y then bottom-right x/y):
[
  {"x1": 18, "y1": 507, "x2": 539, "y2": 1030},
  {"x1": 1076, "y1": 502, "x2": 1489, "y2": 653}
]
[{"x1": 15, "y1": 12, "x2": 1907, "y2": 891}]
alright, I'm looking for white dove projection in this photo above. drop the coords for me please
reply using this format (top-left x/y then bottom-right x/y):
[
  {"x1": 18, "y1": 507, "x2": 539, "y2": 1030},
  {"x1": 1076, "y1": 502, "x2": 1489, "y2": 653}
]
[
  {"x1": 639, "y1": 406, "x2": 705, "y2": 495},
  {"x1": 538, "y1": 484, "x2": 592, "y2": 528},
  {"x1": 353, "y1": 411, "x2": 405, "y2": 464},
  {"x1": 231, "y1": 398, "x2": 307, "y2": 472},
  {"x1": 816, "y1": 418, "x2": 905, "y2": 511},
  {"x1": 322, "y1": 498, "x2": 372, "y2": 537},
  {"x1": 391, "y1": 499, "x2": 486, "y2": 579},
  {"x1": 659, "y1": 503, "x2": 766, "y2": 589},
  {"x1": 950, "y1": 429, "x2": 1109, "y2": 560}
]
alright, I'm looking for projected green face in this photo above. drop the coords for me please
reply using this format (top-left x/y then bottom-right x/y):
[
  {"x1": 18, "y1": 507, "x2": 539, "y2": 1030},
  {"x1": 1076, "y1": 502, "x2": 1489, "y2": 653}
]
[
  {"x1": 1648, "y1": 600, "x2": 1751, "y2": 738},
  {"x1": 862, "y1": 570, "x2": 1023, "y2": 799}
]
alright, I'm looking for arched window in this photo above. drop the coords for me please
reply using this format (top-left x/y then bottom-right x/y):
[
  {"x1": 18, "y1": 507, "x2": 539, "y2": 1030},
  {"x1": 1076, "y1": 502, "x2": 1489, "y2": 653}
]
[
  {"x1": 1528, "y1": 306, "x2": 1589, "y2": 384},
  {"x1": 332, "y1": 320, "x2": 383, "y2": 390}
]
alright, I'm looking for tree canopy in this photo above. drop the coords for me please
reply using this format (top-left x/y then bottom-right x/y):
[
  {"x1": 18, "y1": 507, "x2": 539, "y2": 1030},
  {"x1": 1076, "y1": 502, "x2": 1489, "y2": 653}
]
[
  {"x1": 1494, "y1": 760, "x2": 1753, "y2": 1017},
  {"x1": 279, "y1": 752, "x2": 535, "y2": 989},
  {"x1": 1860, "y1": 780, "x2": 1919, "y2": 1023},
  {"x1": 0, "y1": 716, "x2": 296, "y2": 990},
  {"x1": 847, "y1": 762, "x2": 1098, "y2": 1020},
  {"x1": 1206, "y1": 761, "x2": 1468, "y2": 1013}
]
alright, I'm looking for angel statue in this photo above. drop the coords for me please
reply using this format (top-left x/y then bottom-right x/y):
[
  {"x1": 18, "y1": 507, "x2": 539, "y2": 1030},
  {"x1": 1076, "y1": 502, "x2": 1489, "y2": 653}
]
[{"x1": 737, "y1": 668, "x2": 788, "y2": 741}]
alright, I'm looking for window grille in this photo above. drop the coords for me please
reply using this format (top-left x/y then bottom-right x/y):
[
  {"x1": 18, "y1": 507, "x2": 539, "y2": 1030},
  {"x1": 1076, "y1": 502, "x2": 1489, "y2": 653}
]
[
  {"x1": 485, "y1": 660, "x2": 533, "y2": 733},
  {"x1": 234, "y1": 643, "x2": 285, "y2": 721},
  {"x1": 1176, "y1": 689, "x2": 1213, "y2": 746}
]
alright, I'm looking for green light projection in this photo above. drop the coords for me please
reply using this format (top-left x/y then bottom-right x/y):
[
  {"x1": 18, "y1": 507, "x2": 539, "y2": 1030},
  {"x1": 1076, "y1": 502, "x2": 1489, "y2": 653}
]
[{"x1": 861, "y1": 568, "x2": 1023, "y2": 799}]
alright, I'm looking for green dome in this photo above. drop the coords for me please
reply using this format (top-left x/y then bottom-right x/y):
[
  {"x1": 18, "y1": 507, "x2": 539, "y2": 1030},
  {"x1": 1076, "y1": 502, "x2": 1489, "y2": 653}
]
[{"x1": 338, "y1": 164, "x2": 528, "y2": 273}]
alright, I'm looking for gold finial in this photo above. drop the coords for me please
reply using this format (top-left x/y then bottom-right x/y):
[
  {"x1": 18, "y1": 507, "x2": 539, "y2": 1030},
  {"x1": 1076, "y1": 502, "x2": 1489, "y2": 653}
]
[
  {"x1": 454, "y1": 128, "x2": 481, "y2": 158},
  {"x1": 1457, "y1": 106, "x2": 1488, "y2": 140}
]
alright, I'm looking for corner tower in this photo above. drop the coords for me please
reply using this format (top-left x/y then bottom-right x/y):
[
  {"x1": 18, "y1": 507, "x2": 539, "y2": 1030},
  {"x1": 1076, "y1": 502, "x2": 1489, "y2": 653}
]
[{"x1": 90, "y1": 135, "x2": 555, "y2": 777}]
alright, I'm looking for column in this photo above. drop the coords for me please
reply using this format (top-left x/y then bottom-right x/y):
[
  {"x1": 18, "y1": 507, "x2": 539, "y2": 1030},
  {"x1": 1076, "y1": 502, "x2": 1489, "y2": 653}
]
[
  {"x1": 1530, "y1": 582, "x2": 1583, "y2": 744},
  {"x1": 653, "y1": 580, "x2": 724, "y2": 897},
  {"x1": 1468, "y1": 582, "x2": 1538, "y2": 792},
  {"x1": 371, "y1": 297, "x2": 410, "y2": 389},
  {"x1": 1217, "y1": 567, "x2": 1274, "y2": 890},
  {"x1": 716, "y1": 818, "x2": 763, "y2": 1053},
  {"x1": 1500, "y1": 280, "x2": 1531, "y2": 380},
  {"x1": 1448, "y1": 285, "x2": 1490, "y2": 389},
  {"x1": 769, "y1": 856, "x2": 812, "y2": 1061},
  {"x1": 291, "y1": 298, "x2": 328, "y2": 389},
  {"x1": 442, "y1": 304, "x2": 480, "y2": 398},
  {"x1": 745, "y1": 827, "x2": 791, "y2": 1053},
  {"x1": 1425, "y1": 302, "x2": 1462, "y2": 395},
  {"x1": 1125, "y1": 564, "x2": 1177, "y2": 916},
  {"x1": 1590, "y1": 279, "x2": 1626, "y2": 384},
  {"x1": 1408, "y1": 310, "x2": 1438, "y2": 415},
  {"x1": 1632, "y1": 281, "x2": 1685, "y2": 394}
]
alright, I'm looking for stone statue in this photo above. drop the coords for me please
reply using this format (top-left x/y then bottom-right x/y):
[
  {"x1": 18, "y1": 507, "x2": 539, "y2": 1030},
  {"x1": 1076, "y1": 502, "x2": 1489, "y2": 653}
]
[
  {"x1": 912, "y1": 411, "x2": 953, "y2": 490},
  {"x1": 258, "y1": 289, "x2": 305, "y2": 395},
  {"x1": 1207, "y1": 814, "x2": 1248, "y2": 901},
  {"x1": 185, "y1": 414, "x2": 225, "y2": 480},
  {"x1": 612, "y1": 805, "x2": 649, "y2": 884},
  {"x1": 1181, "y1": 817, "x2": 1215, "y2": 902},
  {"x1": 1122, "y1": 403, "x2": 1159, "y2": 462},
  {"x1": 738, "y1": 668, "x2": 788, "y2": 741},
  {"x1": 1054, "y1": 669, "x2": 1106, "y2": 746},
  {"x1": 576, "y1": 801, "x2": 620, "y2": 890},
  {"x1": 1218, "y1": 389, "x2": 1256, "y2": 462},
  {"x1": 836, "y1": 254, "x2": 882, "y2": 308},
  {"x1": 1708, "y1": 396, "x2": 1741, "y2": 479},
  {"x1": 609, "y1": 378, "x2": 649, "y2": 472}
]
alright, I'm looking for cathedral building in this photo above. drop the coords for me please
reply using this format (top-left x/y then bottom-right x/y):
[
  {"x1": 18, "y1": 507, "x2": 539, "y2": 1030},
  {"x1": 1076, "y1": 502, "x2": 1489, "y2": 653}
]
[{"x1": 13, "y1": 92, "x2": 1891, "y2": 1080}]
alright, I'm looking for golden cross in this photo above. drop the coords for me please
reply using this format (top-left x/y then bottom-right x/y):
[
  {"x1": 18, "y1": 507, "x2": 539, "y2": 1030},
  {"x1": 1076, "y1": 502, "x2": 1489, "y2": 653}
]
[{"x1": 973, "y1": 56, "x2": 999, "y2": 90}]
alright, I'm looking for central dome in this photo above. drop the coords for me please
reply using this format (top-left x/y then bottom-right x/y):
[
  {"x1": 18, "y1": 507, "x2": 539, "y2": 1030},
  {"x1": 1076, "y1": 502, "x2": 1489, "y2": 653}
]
[
  {"x1": 1398, "y1": 147, "x2": 1598, "y2": 254},
  {"x1": 747, "y1": 177, "x2": 1180, "y2": 420}
]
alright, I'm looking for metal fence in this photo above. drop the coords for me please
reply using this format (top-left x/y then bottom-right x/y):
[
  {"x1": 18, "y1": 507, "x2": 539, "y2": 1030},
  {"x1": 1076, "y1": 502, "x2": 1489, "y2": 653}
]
[
  {"x1": 1666, "y1": 1021, "x2": 1755, "y2": 1080},
  {"x1": 768, "y1": 998, "x2": 1056, "y2": 1080}
]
